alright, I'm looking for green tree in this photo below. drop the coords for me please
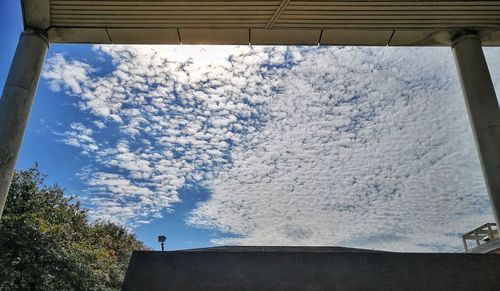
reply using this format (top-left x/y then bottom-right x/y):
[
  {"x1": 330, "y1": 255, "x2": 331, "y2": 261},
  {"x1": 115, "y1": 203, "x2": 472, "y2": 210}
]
[{"x1": 0, "y1": 167, "x2": 147, "y2": 290}]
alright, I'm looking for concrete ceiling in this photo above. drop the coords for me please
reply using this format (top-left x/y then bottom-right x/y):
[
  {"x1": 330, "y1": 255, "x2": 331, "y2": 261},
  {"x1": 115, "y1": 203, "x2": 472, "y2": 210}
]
[{"x1": 21, "y1": 0, "x2": 500, "y2": 46}]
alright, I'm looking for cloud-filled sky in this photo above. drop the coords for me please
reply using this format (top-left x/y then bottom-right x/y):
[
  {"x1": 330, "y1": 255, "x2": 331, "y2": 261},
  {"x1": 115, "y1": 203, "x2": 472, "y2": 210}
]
[
  {"x1": 28, "y1": 43, "x2": 499, "y2": 252},
  {"x1": 0, "y1": 0, "x2": 499, "y2": 253}
]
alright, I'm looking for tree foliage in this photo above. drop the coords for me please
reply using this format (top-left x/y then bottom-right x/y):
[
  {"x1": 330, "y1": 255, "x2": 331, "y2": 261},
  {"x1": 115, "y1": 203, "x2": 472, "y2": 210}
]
[{"x1": 0, "y1": 167, "x2": 147, "y2": 290}]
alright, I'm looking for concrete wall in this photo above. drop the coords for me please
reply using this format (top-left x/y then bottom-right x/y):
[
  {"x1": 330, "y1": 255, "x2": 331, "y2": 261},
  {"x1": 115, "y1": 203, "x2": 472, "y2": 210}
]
[{"x1": 122, "y1": 247, "x2": 500, "y2": 291}]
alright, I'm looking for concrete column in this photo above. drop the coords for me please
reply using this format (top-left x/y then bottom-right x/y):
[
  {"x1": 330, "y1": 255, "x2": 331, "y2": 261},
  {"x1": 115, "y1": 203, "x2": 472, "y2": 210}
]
[
  {"x1": 452, "y1": 32, "x2": 500, "y2": 234},
  {"x1": 0, "y1": 30, "x2": 48, "y2": 217}
]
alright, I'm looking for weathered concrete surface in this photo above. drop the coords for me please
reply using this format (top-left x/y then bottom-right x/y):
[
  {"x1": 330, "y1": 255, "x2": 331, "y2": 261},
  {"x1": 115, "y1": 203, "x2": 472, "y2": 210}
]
[
  {"x1": 0, "y1": 30, "x2": 48, "y2": 217},
  {"x1": 453, "y1": 33, "x2": 500, "y2": 236},
  {"x1": 122, "y1": 246, "x2": 500, "y2": 291}
]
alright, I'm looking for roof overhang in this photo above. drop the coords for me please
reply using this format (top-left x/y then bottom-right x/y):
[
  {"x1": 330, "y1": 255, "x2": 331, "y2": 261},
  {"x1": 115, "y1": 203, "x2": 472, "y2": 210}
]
[{"x1": 21, "y1": 0, "x2": 500, "y2": 46}]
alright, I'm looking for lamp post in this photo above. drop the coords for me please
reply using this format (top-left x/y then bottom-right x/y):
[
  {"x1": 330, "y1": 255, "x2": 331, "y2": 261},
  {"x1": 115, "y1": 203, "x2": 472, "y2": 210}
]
[{"x1": 158, "y1": 235, "x2": 167, "y2": 251}]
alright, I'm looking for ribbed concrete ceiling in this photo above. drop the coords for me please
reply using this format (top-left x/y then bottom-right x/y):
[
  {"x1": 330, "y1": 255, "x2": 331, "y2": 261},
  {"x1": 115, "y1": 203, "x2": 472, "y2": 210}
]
[{"x1": 22, "y1": 0, "x2": 500, "y2": 45}]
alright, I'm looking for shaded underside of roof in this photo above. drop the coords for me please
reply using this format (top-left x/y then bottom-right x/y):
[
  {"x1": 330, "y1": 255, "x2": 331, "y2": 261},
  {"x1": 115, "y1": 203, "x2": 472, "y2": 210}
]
[{"x1": 22, "y1": 0, "x2": 500, "y2": 46}]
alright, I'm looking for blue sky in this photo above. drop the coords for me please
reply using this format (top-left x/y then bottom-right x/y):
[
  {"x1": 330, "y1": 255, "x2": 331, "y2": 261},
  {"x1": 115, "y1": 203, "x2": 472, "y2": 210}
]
[{"x1": 2, "y1": 1, "x2": 500, "y2": 252}]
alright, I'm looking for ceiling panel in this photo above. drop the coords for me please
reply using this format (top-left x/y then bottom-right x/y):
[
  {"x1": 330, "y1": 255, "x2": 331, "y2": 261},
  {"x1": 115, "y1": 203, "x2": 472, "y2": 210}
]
[{"x1": 20, "y1": 0, "x2": 500, "y2": 45}]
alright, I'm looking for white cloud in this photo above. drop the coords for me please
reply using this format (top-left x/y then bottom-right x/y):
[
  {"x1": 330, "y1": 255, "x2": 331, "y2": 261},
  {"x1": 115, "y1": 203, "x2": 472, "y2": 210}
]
[
  {"x1": 58, "y1": 122, "x2": 99, "y2": 154},
  {"x1": 189, "y1": 47, "x2": 496, "y2": 252},
  {"x1": 43, "y1": 45, "x2": 499, "y2": 251},
  {"x1": 93, "y1": 120, "x2": 106, "y2": 129},
  {"x1": 42, "y1": 54, "x2": 93, "y2": 94},
  {"x1": 43, "y1": 45, "x2": 282, "y2": 227}
]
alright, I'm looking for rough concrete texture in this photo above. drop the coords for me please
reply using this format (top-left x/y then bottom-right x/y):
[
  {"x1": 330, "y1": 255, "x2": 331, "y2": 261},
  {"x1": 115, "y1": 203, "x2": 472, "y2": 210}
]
[
  {"x1": 0, "y1": 30, "x2": 48, "y2": 217},
  {"x1": 453, "y1": 33, "x2": 500, "y2": 235},
  {"x1": 122, "y1": 246, "x2": 500, "y2": 291}
]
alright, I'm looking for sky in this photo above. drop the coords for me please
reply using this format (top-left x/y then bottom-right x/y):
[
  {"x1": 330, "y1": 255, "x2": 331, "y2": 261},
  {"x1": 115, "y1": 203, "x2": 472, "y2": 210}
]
[{"x1": 2, "y1": 1, "x2": 500, "y2": 252}]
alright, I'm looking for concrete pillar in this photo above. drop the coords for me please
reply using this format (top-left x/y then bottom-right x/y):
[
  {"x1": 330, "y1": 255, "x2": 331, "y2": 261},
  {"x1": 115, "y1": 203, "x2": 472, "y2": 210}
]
[
  {"x1": 452, "y1": 32, "x2": 500, "y2": 234},
  {"x1": 0, "y1": 30, "x2": 48, "y2": 217}
]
